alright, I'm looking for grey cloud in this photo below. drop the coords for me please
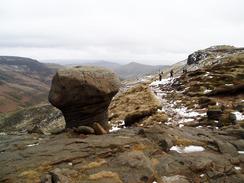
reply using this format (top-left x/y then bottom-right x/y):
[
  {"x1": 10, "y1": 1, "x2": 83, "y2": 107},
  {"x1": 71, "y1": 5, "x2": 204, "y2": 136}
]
[{"x1": 0, "y1": 0, "x2": 243, "y2": 65}]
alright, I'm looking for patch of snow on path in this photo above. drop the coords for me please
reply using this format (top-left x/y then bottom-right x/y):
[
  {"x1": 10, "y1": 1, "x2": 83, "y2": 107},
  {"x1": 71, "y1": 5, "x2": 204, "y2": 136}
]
[
  {"x1": 150, "y1": 77, "x2": 206, "y2": 126},
  {"x1": 174, "y1": 107, "x2": 206, "y2": 118},
  {"x1": 149, "y1": 78, "x2": 175, "y2": 86},
  {"x1": 204, "y1": 89, "x2": 212, "y2": 94},
  {"x1": 232, "y1": 111, "x2": 244, "y2": 121},
  {"x1": 109, "y1": 120, "x2": 125, "y2": 132},
  {"x1": 170, "y1": 145, "x2": 205, "y2": 153},
  {"x1": 0, "y1": 132, "x2": 7, "y2": 136},
  {"x1": 26, "y1": 143, "x2": 39, "y2": 147}
]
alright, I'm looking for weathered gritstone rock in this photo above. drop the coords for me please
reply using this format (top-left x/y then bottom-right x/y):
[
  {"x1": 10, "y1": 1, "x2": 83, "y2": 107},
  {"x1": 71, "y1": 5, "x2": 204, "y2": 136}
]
[
  {"x1": 109, "y1": 84, "x2": 162, "y2": 127},
  {"x1": 207, "y1": 105, "x2": 223, "y2": 120},
  {"x1": 49, "y1": 66, "x2": 120, "y2": 130},
  {"x1": 0, "y1": 103, "x2": 65, "y2": 135},
  {"x1": 1, "y1": 125, "x2": 244, "y2": 182}
]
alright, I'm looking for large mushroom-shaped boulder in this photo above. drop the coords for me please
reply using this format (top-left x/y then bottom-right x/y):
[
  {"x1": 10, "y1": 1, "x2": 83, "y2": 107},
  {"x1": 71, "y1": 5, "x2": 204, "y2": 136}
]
[{"x1": 48, "y1": 66, "x2": 120, "y2": 130}]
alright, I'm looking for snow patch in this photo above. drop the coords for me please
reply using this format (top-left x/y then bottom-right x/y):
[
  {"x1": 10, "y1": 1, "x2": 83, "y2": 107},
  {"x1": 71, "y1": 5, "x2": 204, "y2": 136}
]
[
  {"x1": 174, "y1": 107, "x2": 206, "y2": 118},
  {"x1": 235, "y1": 166, "x2": 241, "y2": 170},
  {"x1": 231, "y1": 111, "x2": 244, "y2": 121},
  {"x1": 157, "y1": 108, "x2": 165, "y2": 112},
  {"x1": 150, "y1": 78, "x2": 174, "y2": 86},
  {"x1": 225, "y1": 83, "x2": 233, "y2": 86},
  {"x1": 204, "y1": 89, "x2": 212, "y2": 94},
  {"x1": 68, "y1": 162, "x2": 73, "y2": 166},
  {"x1": 203, "y1": 72, "x2": 210, "y2": 77},
  {"x1": 26, "y1": 143, "x2": 39, "y2": 147},
  {"x1": 170, "y1": 145, "x2": 205, "y2": 153},
  {"x1": 109, "y1": 120, "x2": 125, "y2": 132},
  {"x1": 0, "y1": 132, "x2": 7, "y2": 136},
  {"x1": 178, "y1": 118, "x2": 194, "y2": 124},
  {"x1": 179, "y1": 124, "x2": 184, "y2": 128}
]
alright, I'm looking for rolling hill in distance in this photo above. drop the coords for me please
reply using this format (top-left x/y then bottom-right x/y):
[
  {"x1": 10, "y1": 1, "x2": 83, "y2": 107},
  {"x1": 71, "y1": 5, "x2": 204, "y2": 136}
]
[{"x1": 43, "y1": 59, "x2": 169, "y2": 80}]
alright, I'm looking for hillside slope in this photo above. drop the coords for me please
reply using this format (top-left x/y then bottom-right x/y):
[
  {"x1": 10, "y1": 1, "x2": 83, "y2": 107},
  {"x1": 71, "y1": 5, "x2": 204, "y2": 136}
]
[{"x1": 0, "y1": 56, "x2": 55, "y2": 113}]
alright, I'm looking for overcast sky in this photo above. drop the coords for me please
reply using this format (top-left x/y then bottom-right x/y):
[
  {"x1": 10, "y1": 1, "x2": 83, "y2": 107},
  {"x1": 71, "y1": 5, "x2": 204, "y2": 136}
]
[{"x1": 0, "y1": 0, "x2": 244, "y2": 65}]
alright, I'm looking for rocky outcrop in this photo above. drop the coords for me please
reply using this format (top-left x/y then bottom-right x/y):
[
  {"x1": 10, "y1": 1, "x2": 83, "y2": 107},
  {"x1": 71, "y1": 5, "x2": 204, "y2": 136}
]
[
  {"x1": 1, "y1": 125, "x2": 244, "y2": 183},
  {"x1": 187, "y1": 51, "x2": 209, "y2": 65},
  {"x1": 0, "y1": 103, "x2": 65, "y2": 135},
  {"x1": 109, "y1": 84, "x2": 163, "y2": 127},
  {"x1": 49, "y1": 66, "x2": 120, "y2": 130}
]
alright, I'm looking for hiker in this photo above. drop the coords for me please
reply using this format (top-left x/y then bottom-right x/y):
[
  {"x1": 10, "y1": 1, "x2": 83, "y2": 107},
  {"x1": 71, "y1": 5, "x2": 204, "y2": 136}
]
[
  {"x1": 183, "y1": 68, "x2": 187, "y2": 74},
  {"x1": 170, "y1": 69, "x2": 174, "y2": 77},
  {"x1": 159, "y1": 73, "x2": 162, "y2": 81}
]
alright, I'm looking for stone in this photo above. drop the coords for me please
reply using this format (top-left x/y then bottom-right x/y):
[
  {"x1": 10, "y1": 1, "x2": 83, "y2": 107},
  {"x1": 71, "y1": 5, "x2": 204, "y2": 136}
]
[
  {"x1": 207, "y1": 106, "x2": 223, "y2": 120},
  {"x1": 161, "y1": 175, "x2": 190, "y2": 183},
  {"x1": 236, "y1": 102, "x2": 244, "y2": 112},
  {"x1": 88, "y1": 171, "x2": 123, "y2": 183},
  {"x1": 219, "y1": 111, "x2": 234, "y2": 126},
  {"x1": 190, "y1": 157, "x2": 213, "y2": 172},
  {"x1": 159, "y1": 138, "x2": 173, "y2": 152},
  {"x1": 198, "y1": 97, "x2": 216, "y2": 108},
  {"x1": 49, "y1": 66, "x2": 120, "y2": 129},
  {"x1": 215, "y1": 140, "x2": 238, "y2": 156},
  {"x1": 40, "y1": 172, "x2": 60, "y2": 183},
  {"x1": 92, "y1": 122, "x2": 108, "y2": 135},
  {"x1": 74, "y1": 126, "x2": 95, "y2": 134},
  {"x1": 113, "y1": 151, "x2": 154, "y2": 182}
]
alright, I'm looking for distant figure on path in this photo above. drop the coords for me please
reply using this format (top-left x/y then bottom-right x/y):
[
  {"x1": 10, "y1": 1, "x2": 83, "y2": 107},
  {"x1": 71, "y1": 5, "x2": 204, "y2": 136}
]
[
  {"x1": 183, "y1": 68, "x2": 187, "y2": 74},
  {"x1": 159, "y1": 73, "x2": 162, "y2": 81},
  {"x1": 170, "y1": 69, "x2": 174, "y2": 77}
]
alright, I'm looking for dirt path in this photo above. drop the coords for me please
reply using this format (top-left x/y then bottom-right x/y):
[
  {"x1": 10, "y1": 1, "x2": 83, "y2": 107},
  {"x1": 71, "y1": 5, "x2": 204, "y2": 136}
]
[{"x1": 149, "y1": 77, "x2": 207, "y2": 128}]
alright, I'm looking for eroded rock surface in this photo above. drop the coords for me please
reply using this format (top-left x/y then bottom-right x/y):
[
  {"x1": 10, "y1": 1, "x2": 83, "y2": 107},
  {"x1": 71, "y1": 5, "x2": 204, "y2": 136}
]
[
  {"x1": 0, "y1": 125, "x2": 244, "y2": 183},
  {"x1": 49, "y1": 66, "x2": 120, "y2": 130}
]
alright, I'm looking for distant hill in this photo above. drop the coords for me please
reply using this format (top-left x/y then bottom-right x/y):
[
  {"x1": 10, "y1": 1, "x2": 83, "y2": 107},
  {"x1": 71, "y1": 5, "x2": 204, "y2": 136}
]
[
  {"x1": 114, "y1": 62, "x2": 168, "y2": 80},
  {"x1": 81, "y1": 61, "x2": 122, "y2": 70},
  {"x1": 79, "y1": 61, "x2": 168, "y2": 79},
  {"x1": 44, "y1": 63, "x2": 64, "y2": 70},
  {"x1": 43, "y1": 59, "x2": 169, "y2": 80},
  {"x1": 0, "y1": 56, "x2": 56, "y2": 113}
]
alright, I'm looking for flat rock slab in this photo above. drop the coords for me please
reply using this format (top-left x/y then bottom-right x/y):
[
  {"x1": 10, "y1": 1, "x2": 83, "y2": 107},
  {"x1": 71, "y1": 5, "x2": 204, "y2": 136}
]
[{"x1": 1, "y1": 125, "x2": 244, "y2": 183}]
